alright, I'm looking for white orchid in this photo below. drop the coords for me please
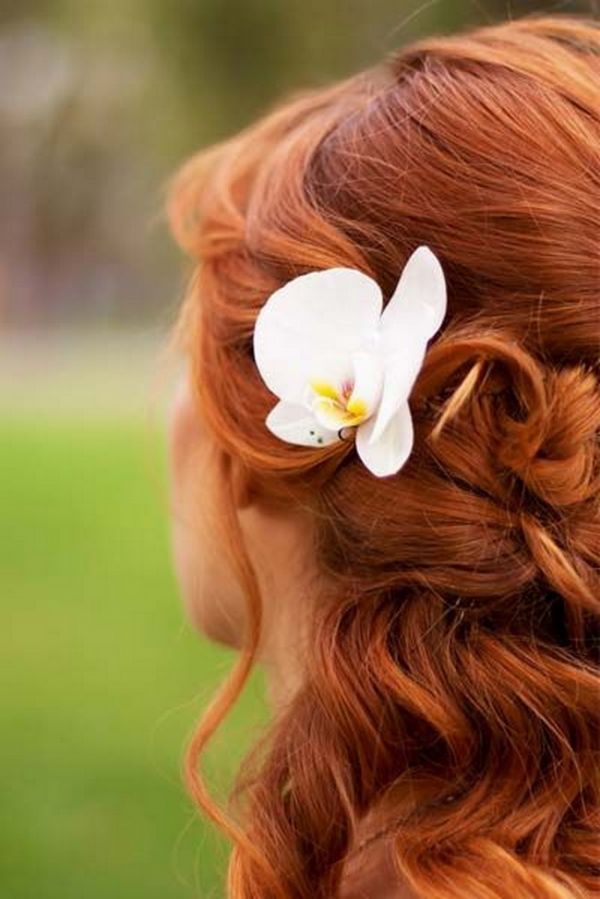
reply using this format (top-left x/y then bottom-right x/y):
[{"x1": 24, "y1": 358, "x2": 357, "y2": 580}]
[{"x1": 252, "y1": 245, "x2": 447, "y2": 477}]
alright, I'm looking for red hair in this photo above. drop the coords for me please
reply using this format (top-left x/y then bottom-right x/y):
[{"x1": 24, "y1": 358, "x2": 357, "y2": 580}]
[{"x1": 165, "y1": 14, "x2": 600, "y2": 898}]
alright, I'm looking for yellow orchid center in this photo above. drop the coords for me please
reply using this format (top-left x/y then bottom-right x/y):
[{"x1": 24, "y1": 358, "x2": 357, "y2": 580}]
[{"x1": 309, "y1": 377, "x2": 369, "y2": 428}]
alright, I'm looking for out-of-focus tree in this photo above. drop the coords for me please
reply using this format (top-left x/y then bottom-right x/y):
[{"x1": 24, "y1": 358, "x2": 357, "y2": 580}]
[
  {"x1": 146, "y1": 0, "x2": 483, "y2": 144},
  {"x1": 0, "y1": 0, "x2": 595, "y2": 329}
]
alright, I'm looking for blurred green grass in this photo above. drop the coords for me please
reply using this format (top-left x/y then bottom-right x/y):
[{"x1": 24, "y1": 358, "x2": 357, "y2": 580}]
[{"x1": 1, "y1": 413, "x2": 267, "y2": 899}]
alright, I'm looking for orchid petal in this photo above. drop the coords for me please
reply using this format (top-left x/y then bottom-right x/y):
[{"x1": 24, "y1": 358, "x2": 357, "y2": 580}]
[
  {"x1": 355, "y1": 400, "x2": 414, "y2": 478},
  {"x1": 366, "y1": 340, "x2": 427, "y2": 445},
  {"x1": 253, "y1": 268, "x2": 383, "y2": 405},
  {"x1": 265, "y1": 400, "x2": 340, "y2": 447},
  {"x1": 380, "y1": 245, "x2": 447, "y2": 352},
  {"x1": 367, "y1": 247, "x2": 447, "y2": 444}
]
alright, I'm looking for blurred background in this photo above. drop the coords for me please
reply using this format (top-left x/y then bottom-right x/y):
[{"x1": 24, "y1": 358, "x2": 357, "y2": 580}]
[{"x1": 1, "y1": 1, "x2": 595, "y2": 897}]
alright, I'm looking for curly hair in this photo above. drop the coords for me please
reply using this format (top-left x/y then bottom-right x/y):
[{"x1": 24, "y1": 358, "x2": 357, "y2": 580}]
[{"x1": 165, "y1": 14, "x2": 600, "y2": 898}]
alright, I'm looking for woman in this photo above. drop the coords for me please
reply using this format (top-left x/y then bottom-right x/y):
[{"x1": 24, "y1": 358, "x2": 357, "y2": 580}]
[{"x1": 166, "y1": 14, "x2": 600, "y2": 899}]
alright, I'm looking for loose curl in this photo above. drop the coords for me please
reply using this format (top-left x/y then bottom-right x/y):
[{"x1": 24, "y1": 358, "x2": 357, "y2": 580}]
[{"x1": 165, "y1": 14, "x2": 600, "y2": 899}]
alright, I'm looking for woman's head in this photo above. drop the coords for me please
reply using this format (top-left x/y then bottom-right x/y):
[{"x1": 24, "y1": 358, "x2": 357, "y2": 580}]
[{"x1": 166, "y1": 14, "x2": 600, "y2": 899}]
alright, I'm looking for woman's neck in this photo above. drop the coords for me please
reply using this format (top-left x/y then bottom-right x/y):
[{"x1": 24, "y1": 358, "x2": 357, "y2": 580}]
[{"x1": 340, "y1": 829, "x2": 419, "y2": 899}]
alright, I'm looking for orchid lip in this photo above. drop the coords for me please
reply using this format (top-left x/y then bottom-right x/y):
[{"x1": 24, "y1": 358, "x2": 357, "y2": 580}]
[{"x1": 307, "y1": 376, "x2": 373, "y2": 431}]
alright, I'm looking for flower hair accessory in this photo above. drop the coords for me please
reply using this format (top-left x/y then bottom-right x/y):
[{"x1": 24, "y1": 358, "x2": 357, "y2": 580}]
[{"x1": 252, "y1": 245, "x2": 447, "y2": 477}]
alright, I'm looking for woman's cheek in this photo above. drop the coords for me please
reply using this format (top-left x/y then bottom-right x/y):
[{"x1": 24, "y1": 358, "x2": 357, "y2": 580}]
[{"x1": 167, "y1": 375, "x2": 247, "y2": 647}]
